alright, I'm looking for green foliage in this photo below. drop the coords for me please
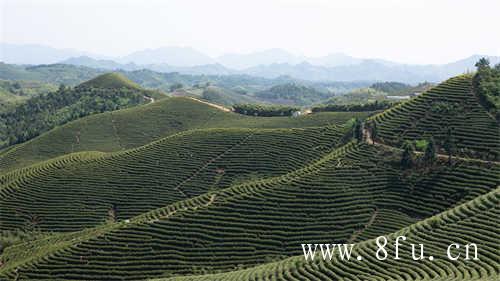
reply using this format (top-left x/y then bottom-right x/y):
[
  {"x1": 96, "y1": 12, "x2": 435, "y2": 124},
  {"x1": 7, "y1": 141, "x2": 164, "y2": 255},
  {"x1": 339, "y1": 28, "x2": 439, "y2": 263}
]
[
  {"x1": 401, "y1": 140, "x2": 415, "y2": 169},
  {"x1": 414, "y1": 139, "x2": 428, "y2": 151},
  {"x1": 255, "y1": 83, "x2": 332, "y2": 105},
  {"x1": 472, "y1": 58, "x2": 500, "y2": 120},
  {"x1": 312, "y1": 100, "x2": 393, "y2": 112},
  {"x1": 370, "y1": 81, "x2": 411, "y2": 94},
  {"x1": 233, "y1": 103, "x2": 300, "y2": 117},
  {"x1": 422, "y1": 137, "x2": 437, "y2": 164},
  {"x1": 169, "y1": 82, "x2": 184, "y2": 92},
  {"x1": 371, "y1": 81, "x2": 434, "y2": 96},
  {"x1": 353, "y1": 118, "x2": 363, "y2": 142},
  {"x1": 442, "y1": 127, "x2": 456, "y2": 165}
]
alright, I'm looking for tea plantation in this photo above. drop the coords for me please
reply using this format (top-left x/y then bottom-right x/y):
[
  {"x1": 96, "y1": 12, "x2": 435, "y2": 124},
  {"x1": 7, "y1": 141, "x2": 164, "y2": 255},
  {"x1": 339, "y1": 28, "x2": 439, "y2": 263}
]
[{"x1": 0, "y1": 74, "x2": 498, "y2": 281}]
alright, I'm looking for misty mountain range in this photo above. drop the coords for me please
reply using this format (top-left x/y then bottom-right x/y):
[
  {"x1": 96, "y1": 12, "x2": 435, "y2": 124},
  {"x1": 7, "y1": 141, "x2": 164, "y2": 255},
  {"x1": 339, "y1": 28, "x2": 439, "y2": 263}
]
[{"x1": 1, "y1": 43, "x2": 499, "y2": 83}]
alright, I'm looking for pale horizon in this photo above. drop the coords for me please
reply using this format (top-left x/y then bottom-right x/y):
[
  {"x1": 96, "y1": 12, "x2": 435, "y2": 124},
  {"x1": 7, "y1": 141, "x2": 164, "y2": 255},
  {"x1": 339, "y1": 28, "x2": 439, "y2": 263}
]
[{"x1": 1, "y1": 0, "x2": 500, "y2": 65}]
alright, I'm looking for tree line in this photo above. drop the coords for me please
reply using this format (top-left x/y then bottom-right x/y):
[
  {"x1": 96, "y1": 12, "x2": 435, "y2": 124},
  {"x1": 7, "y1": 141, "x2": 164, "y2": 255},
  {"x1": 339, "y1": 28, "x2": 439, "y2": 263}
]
[{"x1": 232, "y1": 103, "x2": 300, "y2": 117}]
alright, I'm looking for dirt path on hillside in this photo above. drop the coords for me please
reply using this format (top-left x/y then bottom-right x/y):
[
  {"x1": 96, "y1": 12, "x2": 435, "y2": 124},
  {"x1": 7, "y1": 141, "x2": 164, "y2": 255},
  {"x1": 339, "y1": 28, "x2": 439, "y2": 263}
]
[
  {"x1": 187, "y1": 97, "x2": 231, "y2": 112},
  {"x1": 143, "y1": 95, "x2": 155, "y2": 103},
  {"x1": 173, "y1": 132, "x2": 254, "y2": 198},
  {"x1": 348, "y1": 209, "x2": 378, "y2": 243},
  {"x1": 362, "y1": 123, "x2": 499, "y2": 165}
]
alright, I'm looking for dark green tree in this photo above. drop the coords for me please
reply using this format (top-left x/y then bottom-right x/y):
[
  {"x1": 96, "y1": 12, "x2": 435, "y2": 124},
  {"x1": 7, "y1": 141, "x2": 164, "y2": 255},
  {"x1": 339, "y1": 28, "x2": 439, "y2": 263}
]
[
  {"x1": 442, "y1": 127, "x2": 455, "y2": 166},
  {"x1": 353, "y1": 118, "x2": 363, "y2": 142},
  {"x1": 401, "y1": 140, "x2": 415, "y2": 169},
  {"x1": 475, "y1": 57, "x2": 490, "y2": 70},
  {"x1": 423, "y1": 137, "x2": 437, "y2": 165},
  {"x1": 370, "y1": 121, "x2": 378, "y2": 142}
]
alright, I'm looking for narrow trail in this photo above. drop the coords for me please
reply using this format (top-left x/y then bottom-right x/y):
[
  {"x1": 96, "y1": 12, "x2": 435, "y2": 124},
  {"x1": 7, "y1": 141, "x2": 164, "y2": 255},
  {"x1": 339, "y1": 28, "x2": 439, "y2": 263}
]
[
  {"x1": 148, "y1": 194, "x2": 217, "y2": 223},
  {"x1": 187, "y1": 97, "x2": 231, "y2": 112},
  {"x1": 348, "y1": 209, "x2": 378, "y2": 243},
  {"x1": 173, "y1": 133, "x2": 254, "y2": 198}
]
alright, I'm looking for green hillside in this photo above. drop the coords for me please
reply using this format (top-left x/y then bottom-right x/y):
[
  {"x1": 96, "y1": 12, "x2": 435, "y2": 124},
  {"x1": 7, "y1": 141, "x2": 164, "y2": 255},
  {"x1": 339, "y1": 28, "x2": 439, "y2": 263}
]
[
  {"x1": 0, "y1": 73, "x2": 165, "y2": 150},
  {"x1": 0, "y1": 143, "x2": 497, "y2": 280},
  {"x1": 371, "y1": 75, "x2": 499, "y2": 160},
  {"x1": 0, "y1": 97, "x2": 370, "y2": 172}
]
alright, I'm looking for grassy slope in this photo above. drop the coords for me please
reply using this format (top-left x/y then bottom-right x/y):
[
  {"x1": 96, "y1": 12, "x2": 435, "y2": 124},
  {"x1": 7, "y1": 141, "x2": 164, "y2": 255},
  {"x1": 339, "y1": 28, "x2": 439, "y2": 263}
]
[
  {"x1": 0, "y1": 97, "x2": 370, "y2": 172},
  {"x1": 372, "y1": 75, "x2": 499, "y2": 160},
  {"x1": 1, "y1": 143, "x2": 497, "y2": 280}
]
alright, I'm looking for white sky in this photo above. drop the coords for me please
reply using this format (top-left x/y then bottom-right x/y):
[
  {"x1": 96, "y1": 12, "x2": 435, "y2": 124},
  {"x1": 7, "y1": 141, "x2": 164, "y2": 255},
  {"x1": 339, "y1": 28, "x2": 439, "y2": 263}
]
[{"x1": 1, "y1": 0, "x2": 499, "y2": 64}]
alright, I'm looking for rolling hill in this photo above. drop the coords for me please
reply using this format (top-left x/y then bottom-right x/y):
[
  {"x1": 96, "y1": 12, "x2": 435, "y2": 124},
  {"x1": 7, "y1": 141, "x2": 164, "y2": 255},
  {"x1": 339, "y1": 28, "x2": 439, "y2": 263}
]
[
  {"x1": 0, "y1": 97, "x2": 370, "y2": 172},
  {"x1": 0, "y1": 73, "x2": 498, "y2": 281}
]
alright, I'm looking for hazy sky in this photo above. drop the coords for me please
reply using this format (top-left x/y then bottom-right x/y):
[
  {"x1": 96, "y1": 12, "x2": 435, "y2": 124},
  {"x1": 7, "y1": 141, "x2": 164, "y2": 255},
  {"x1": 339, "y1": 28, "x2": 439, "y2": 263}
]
[{"x1": 1, "y1": 0, "x2": 499, "y2": 64}]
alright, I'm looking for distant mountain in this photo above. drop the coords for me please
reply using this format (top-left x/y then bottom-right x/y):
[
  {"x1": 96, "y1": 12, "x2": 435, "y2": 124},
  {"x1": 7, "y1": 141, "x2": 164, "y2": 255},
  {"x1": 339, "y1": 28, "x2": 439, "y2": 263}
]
[
  {"x1": 61, "y1": 56, "x2": 139, "y2": 71},
  {"x1": 118, "y1": 46, "x2": 215, "y2": 66},
  {"x1": 3, "y1": 43, "x2": 499, "y2": 83},
  {"x1": 0, "y1": 43, "x2": 99, "y2": 65},
  {"x1": 216, "y1": 48, "x2": 304, "y2": 70},
  {"x1": 306, "y1": 53, "x2": 363, "y2": 67},
  {"x1": 243, "y1": 56, "x2": 500, "y2": 83}
]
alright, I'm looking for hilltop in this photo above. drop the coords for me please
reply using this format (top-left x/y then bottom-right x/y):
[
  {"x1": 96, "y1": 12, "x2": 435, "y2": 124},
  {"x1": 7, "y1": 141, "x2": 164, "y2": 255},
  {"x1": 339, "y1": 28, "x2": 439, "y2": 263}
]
[{"x1": 78, "y1": 72, "x2": 141, "y2": 90}]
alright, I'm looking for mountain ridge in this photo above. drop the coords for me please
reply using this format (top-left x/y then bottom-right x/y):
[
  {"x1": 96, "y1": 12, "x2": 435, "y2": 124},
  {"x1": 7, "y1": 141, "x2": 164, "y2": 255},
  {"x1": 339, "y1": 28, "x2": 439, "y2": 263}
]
[{"x1": 3, "y1": 43, "x2": 500, "y2": 83}]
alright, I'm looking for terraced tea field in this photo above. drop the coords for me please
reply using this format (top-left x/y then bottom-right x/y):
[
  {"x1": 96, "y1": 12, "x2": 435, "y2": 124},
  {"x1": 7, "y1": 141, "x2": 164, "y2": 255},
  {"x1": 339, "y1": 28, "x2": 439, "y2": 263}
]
[
  {"x1": 162, "y1": 188, "x2": 499, "y2": 281},
  {"x1": 372, "y1": 75, "x2": 499, "y2": 160},
  {"x1": 0, "y1": 125, "x2": 348, "y2": 232},
  {"x1": 0, "y1": 97, "x2": 370, "y2": 173},
  {"x1": 1, "y1": 142, "x2": 497, "y2": 280}
]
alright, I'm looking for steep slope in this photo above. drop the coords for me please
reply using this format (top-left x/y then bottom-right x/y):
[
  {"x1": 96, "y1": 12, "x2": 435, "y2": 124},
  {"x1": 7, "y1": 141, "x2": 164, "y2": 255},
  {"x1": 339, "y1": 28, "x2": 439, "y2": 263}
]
[
  {"x1": 162, "y1": 188, "x2": 499, "y2": 281},
  {"x1": 1, "y1": 143, "x2": 497, "y2": 280},
  {"x1": 0, "y1": 125, "x2": 348, "y2": 233},
  {"x1": 0, "y1": 97, "x2": 370, "y2": 172},
  {"x1": 371, "y1": 75, "x2": 499, "y2": 160}
]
